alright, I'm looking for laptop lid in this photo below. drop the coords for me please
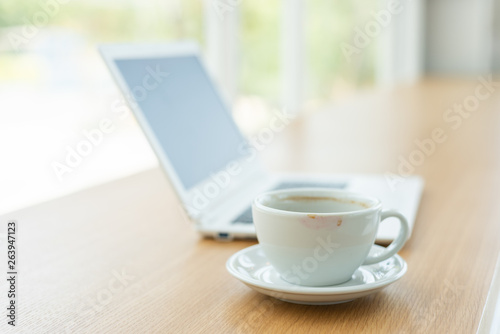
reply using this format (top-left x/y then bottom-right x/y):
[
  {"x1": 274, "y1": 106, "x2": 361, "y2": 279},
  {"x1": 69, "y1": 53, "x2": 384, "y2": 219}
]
[{"x1": 99, "y1": 42, "x2": 264, "y2": 219}]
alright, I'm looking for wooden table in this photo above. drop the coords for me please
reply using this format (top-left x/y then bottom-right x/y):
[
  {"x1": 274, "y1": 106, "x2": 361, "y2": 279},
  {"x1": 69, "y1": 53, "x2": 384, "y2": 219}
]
[{"x1": 2, "y1": 78, "x2": 500, "y2": 333}]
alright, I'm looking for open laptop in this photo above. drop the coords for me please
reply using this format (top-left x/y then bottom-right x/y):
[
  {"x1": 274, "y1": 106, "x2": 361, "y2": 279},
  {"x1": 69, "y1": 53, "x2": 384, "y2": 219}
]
[{"x1": 99, "y1": 42, "x2": 423, "y2": 243}]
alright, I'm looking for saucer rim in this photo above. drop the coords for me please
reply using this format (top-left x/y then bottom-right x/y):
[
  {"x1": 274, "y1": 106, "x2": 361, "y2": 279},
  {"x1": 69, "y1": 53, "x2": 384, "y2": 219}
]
[{"x1": 226, "y1": 244, "x2": 407, "y2": 295}]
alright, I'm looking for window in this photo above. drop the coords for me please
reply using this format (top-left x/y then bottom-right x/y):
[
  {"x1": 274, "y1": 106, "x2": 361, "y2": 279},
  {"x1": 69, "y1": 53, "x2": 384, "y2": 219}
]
[{"x1": 0, "y1": 0, "x2": 388, "y2": 213}]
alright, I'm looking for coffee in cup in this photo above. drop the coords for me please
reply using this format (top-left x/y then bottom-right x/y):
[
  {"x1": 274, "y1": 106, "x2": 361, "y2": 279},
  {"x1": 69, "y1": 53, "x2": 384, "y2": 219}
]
[{"x1": 252, "y1": 188, "x2": 410, "y2": 286}]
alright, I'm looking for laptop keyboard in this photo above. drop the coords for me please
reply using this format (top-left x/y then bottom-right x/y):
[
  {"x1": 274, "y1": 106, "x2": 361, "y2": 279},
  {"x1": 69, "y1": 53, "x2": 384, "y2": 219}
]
[{"x1": 232, "y1": 181, "x2": 346, "y2": 224}]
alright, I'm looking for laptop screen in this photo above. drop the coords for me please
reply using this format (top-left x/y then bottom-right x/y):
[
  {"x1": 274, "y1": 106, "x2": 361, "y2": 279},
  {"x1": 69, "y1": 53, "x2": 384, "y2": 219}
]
[{"x1": 114, "y1": 56, "x2": 246, "y2": 190}]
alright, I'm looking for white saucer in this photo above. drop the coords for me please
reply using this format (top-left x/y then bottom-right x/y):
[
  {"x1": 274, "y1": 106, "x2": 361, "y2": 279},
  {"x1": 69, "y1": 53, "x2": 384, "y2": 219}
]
[{"x1": 226, "y1": 244, "x2": 407, "y2": 305}]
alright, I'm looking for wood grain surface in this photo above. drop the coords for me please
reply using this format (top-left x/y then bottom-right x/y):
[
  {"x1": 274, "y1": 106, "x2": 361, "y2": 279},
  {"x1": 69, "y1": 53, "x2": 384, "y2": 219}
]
[{"x1": 1, "y1": 78, "x2": 499, "y2": 333}]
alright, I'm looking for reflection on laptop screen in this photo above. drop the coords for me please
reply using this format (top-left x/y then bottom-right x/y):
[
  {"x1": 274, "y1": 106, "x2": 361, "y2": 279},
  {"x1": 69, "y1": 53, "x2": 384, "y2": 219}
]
[{"x1": 114, "y1": 56, "x2": 245, "y2": 190}]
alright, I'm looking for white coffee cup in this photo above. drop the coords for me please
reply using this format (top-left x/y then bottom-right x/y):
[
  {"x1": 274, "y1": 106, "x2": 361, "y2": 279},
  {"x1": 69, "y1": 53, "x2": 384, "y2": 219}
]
[{"x1": 252, "y1": 188, "x2": 410, "y2": 287}]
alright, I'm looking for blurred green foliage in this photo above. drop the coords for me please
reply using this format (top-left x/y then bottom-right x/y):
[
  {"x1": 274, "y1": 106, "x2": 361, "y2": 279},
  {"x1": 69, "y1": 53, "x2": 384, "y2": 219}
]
[
  {"x1": 307, "y1": 0, "x2": 377, "y2": 99},
  {"x1": 240, "y1": 0, "x2": 376, "y2": 103},
  {"x1": 240, "y1": 0, "x2": 281, "y2": 102},
  {"x1": 0, "y1": 0, "x2": 375, "y2": 102},
  {"x1": 0, "y1": 0, "x2": 202, "y2": 42}
]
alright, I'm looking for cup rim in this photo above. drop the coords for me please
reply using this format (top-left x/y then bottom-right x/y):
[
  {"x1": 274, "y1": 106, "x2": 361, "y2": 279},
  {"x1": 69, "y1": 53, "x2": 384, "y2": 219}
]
[{"x1": 253, "y1": 188, "x2": 382, "y2": 216}]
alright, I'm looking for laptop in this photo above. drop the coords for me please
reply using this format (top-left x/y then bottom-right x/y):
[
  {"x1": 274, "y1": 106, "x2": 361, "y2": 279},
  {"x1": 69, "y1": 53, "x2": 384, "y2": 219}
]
[{"x1": 99, "y1": 42, "x2": 423, "y2": 243}]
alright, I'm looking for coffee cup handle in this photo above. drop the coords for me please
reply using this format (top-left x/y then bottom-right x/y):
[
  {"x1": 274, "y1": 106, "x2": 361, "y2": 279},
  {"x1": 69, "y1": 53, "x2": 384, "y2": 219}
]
[{"x1": 362, "y1": 210, "x2": 410, "y2": 265}]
